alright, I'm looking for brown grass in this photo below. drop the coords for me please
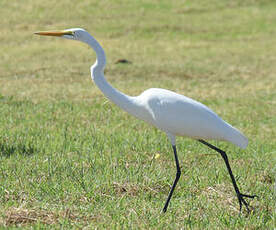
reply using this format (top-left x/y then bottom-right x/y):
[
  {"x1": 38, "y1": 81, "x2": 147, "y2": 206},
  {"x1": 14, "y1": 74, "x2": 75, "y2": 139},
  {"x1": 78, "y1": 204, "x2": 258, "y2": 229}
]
[{"x1": 1, "y1": 207, "x2": 100, "y2": 227}]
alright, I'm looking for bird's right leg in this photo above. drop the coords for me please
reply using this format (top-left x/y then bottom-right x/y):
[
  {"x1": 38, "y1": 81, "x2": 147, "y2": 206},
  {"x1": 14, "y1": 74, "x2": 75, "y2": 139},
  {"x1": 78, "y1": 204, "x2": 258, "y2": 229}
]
[
  {"x1": 198, "y1": 139, "x2": 257, "y2": 212},
  {"x1": 162, "y1": 145, "x2": 181, "y2": 213}
]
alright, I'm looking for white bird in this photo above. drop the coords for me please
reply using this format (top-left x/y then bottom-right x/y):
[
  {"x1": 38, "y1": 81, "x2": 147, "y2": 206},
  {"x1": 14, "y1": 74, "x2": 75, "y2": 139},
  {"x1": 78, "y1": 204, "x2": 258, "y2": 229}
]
[{"x1": 35, "y1": 28, "x2": 256, "y2": 213}]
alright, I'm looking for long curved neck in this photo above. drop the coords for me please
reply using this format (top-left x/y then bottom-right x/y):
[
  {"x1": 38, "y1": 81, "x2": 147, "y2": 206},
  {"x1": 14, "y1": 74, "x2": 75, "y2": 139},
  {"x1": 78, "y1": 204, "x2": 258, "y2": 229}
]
[{"x1": 83, "y1": 34, "x2": 139, "y2": 115}]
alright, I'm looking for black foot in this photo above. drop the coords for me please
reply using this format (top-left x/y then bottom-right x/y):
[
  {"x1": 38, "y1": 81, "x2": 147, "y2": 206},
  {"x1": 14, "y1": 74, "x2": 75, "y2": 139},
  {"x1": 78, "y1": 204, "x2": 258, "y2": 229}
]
[{"x1": 238, "y1": 193, "x2": 257, "y2": 213}]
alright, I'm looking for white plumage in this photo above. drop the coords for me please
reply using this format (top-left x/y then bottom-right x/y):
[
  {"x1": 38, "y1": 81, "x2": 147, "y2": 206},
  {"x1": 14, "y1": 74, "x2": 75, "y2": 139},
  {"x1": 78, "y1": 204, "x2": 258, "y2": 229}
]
[
  {"x1": 134, "y1": 88, "x2": 248, "y2": 148},
  {"x1": 35, "y1": 28, "x2": 256, "y2": 213}
]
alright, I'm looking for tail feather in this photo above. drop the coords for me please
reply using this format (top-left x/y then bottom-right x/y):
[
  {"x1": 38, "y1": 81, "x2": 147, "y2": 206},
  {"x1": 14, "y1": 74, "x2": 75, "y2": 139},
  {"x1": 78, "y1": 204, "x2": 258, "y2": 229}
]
[{"x1": 225, "y1": 125, "x2": 248, "y2": 149}]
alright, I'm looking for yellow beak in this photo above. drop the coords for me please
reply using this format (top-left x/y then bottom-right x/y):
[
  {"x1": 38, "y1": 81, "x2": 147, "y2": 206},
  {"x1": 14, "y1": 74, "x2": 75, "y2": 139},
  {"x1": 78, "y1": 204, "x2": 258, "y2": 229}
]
[{"x1": 34, "y1": 30, "x2": 73, "y2": 37}]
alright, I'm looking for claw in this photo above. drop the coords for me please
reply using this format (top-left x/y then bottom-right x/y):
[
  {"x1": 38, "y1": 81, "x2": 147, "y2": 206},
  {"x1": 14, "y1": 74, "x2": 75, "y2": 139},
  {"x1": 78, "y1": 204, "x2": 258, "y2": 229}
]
[
  {"x1": 237, "y1": 193, "x2": 256, "y2": 213},
  {"x1": 240, "y1": 193, "x2": 257, "y2": 199}
]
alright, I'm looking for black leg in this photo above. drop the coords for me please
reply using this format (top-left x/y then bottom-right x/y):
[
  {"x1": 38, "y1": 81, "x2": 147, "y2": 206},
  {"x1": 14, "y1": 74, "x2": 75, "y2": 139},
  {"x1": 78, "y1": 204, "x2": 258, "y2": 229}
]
[
  {"x1": 198, "y1": 139, "x2": 257, "y2": 212},
  {"x1": 163, "y1": 145, "x2": 181, "y2": 213}
]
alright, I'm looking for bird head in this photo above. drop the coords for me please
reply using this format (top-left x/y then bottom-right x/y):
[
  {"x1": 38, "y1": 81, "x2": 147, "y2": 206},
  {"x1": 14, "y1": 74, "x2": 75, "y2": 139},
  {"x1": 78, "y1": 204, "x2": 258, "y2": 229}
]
[
  {"x1": 34, "y1": 27, "x2": 106, "y2": 70},
  {"x1": 34, "y1": 28, "x2": 87, "y2": 41}
]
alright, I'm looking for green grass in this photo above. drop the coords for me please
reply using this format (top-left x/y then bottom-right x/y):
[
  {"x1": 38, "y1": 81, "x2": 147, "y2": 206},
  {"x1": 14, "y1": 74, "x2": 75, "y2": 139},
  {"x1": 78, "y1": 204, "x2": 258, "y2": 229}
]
[{"x1": 0, "y1": 0, "x2": 275, "y2": 229}]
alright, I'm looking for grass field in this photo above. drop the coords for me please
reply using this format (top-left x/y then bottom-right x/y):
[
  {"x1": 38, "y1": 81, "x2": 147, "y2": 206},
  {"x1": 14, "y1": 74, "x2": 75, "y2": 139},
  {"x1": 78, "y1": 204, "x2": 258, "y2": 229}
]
[{"x1": 0, "y1": 0, "x2": 275, "y2": 229}]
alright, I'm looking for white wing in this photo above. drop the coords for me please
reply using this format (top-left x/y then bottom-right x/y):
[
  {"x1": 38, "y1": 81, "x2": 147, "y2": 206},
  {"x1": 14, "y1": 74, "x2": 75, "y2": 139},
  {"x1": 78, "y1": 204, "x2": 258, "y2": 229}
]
[{"x1": 137, "y1": 88, "x2": 248, "y2": 148}]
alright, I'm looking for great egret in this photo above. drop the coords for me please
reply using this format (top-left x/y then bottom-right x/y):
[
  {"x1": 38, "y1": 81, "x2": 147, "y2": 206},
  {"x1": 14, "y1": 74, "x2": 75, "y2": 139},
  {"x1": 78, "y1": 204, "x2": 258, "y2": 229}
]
[{"x1": 35, "y1": 28, "x2": 256, "y2": 213}]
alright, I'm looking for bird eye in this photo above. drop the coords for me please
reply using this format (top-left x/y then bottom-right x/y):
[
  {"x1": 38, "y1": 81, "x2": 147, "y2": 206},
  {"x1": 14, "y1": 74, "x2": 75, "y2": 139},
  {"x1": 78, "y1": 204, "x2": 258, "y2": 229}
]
[{"x1": 71, "y1": 32, "x2": 77, "y2": 38}]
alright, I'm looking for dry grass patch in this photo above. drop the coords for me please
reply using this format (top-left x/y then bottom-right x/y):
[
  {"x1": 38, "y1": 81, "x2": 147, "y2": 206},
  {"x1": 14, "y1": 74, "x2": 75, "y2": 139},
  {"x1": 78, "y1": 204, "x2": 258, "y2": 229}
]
[
  {"x1": 1, "y1": 207, "x2": 100, "y2": 227},
  {"x1": 202, "y1": 183, "x2": 258, "y2": 215},
  {"x1": 3, "y1": 207, "x2": 58, "y2": 226}
]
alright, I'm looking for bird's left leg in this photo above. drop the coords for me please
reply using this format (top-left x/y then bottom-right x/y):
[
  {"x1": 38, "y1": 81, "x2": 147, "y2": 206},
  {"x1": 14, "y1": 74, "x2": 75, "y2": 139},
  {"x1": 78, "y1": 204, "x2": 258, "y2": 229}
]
[
  {"x1": 198, "y1": 139, "x2": 257, "y2": 213},
  {"x1": 162, "y1": 145, "x2": 181, "y2": 213}
]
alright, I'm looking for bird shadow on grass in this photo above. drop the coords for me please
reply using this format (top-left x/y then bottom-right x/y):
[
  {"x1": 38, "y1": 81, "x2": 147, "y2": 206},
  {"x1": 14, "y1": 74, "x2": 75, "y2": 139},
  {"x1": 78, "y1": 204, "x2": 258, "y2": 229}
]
[{"x1": 0, "y1": 140, "x2": 36, "y2": 157}]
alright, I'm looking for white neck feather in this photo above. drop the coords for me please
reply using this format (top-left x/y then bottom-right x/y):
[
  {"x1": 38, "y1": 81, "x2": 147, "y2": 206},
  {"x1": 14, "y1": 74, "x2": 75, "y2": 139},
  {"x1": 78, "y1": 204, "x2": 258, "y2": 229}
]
[{"x1": 83, "y1": 33, "x2": 140, "y2": 116}]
